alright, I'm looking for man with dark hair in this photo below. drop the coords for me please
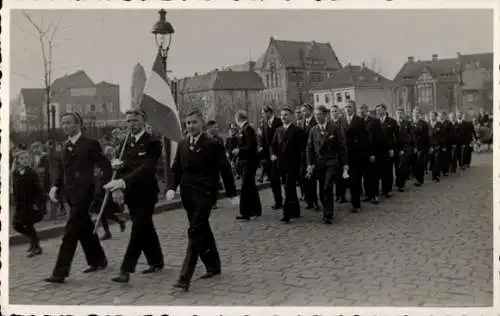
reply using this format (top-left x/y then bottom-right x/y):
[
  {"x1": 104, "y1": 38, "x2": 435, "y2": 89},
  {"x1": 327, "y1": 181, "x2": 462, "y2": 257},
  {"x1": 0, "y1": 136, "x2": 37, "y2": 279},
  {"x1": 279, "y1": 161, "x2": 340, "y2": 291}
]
[
  {"x1": 233, "y1": 110, "x2": 262, "y2": 220},
  {"x1": 44, "y1": 112, "x2": 110, "y2": 283},
  {"x1": 205, "y1": 120, "x2": 225, "y2": 209},
  {"x1": 428, "y1": 111, "x2": 447, "y2": 182},
  {"x1": 306, "y1": 105, "x2": 348, "y2": 224},
  {"x1": 359, "y1": 104, "x2": 383, "y2": 204},
  {"x1": 104, "y1": 109, "x2": 165, "y2": 284},
  {"x1": 439, "y1": 111, "x2": 453, "y2": 176},
  {"x1": 394, "y1": 108, "x2": 413, "y2": 192},
  {"x1": 375, "y1": 103, "x2": 399, "y2": 198},
  {"x1": 457, "y1": 111, "x2": 477, "y2": 169},
  {"x1": 166, "y1": 110, "x2": 238, "y2": 291},
  {"x1": 300, "y1": 104, "x2": 319, "y2": 210},
  {"x1": 270, "y1": 107, "x2": 304, "y2": 222},
  {"x1": 259, "y1": 105, "x2": 283, "y2": 209},
  {"x1": 411, "y1": 109, "x2": 430, "y2": 186},
  {"x1": 329, "y1": 105, "x2": 347, "y2": 203}
]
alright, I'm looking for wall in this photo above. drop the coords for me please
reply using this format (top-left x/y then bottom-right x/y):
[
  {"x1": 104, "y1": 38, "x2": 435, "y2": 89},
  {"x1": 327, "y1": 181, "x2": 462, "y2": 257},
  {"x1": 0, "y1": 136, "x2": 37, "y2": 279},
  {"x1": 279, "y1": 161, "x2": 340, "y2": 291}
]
[
  {"x1": 354, "y1": 87, "x2": 399, "y2": 114},
  {"x1": 313, "y1": 87, "x2": 355, "y2": 109}
]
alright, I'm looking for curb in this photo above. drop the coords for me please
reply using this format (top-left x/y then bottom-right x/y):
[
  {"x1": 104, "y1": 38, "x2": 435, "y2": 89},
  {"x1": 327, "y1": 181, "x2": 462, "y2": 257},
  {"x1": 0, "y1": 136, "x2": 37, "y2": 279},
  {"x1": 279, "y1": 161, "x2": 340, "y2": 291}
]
[{"x1": 9, "y1": 182, "x2": 271, "y2": 246}]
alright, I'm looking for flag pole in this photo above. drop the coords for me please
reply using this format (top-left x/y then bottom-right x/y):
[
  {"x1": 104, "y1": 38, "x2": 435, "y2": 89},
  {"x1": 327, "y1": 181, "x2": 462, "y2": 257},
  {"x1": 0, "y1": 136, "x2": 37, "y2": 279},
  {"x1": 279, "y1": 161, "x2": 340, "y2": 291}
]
[{"x1": 93, "y1": 128, "x2": 131, "y2": 235}]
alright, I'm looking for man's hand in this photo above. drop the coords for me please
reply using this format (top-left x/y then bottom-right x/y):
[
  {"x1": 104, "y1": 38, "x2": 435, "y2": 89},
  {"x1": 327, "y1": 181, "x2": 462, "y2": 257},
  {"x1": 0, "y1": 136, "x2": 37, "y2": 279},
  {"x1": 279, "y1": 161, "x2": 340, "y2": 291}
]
[
  {"x1": 111, "y1": 158, "x2": 124, "y2": 171},
  {"x1": 413, "y1": 148, "x2": 418, "y2": 153},
  {"x1": 441, "y1": 147, "x2": 447, "y2": 152},
  {"x1": 306, "y1": 165, "x2": 314, "y2": 179},
  {"x1": 258, "y1": 146, "x2": 263, "y2": 152},
  {"x1": 165, "y1": 189, "x2": 175, "y2": 201},
  {"x1": 230, "y1": 196, "x2": 240, "y2": 206},
  {"x1": 112, "y1": 190, "x2": 125, "y2": 205},
  {"x1": 388, "y1": 149, "x2": 394, "y2": 157},
  {"x1": 270, "y1": 154, "x2": 277, "y2": 161},
  {"x1": 429, "y1": 147, "x2": 434, "y2": 154},
  {"x1": 399, "y1": 150, "x2": 404, "y2": 156},
  {"x1": 49, "y1": 186, "x2": 59, "y2": 203},
  {"x1": 342, "y1": 168, "x2": 349, "y2": 179},
  {"x1": 369, "y1": 155, "x2": 376, "y2": 162},
  {"x1": 103, "y1": 179, "x2": 126, "y2": 192},
  {"x1": 232, "y1": 148, "x2": 240, "y2": 155}
]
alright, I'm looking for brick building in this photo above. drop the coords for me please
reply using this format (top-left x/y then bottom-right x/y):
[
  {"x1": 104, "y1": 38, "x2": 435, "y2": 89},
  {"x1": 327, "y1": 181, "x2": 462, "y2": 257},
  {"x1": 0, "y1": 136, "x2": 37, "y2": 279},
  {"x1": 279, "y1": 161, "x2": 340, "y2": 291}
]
[
  {"x1": 177, "y1": 70, "x2": 265, "y2": 130},
  {"x1": 312, "y1": 64, "x2": 400, "y2": 114},
  {"x1": 394, "y1": 52, "x2": 493, "y2": 114}
]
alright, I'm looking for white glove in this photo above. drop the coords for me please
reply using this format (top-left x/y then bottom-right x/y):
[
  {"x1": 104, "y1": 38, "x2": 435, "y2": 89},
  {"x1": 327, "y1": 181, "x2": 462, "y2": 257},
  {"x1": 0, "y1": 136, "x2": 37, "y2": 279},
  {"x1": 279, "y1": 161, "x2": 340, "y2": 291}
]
[
  {"x1": 369, "y1": 155, "x2": 376, "y2": 162},
  {"x1": 230, "y1": 196, "x2": 240, "y2": 206},
  {"x1": 270, "y1": 154, "x2": 277, "y2": 161},
  {"x1": 165, "y1": 189, "x2": 175, "y2": 201},
  {"x1": 342, "y1": 170, "x2": 350, "y2": 179},
  {"x1": 388, "y1": 149, "x2": 394, "y2": 157},
  {"x1": 399, "y1": 150, "x2": 404, "y2": 155},
  {"x1": 103, "y1": 179, "x2": 126, "y2": 192},
  {"x1": 49, "y1": 186, "x2": 59, "y2": 203},
  {"x1": 111, "y1": 159, "x2": 124, "y2": 170},
  {"x1": 112, "y1": 190, "x2": 125, "y2": 205},
  {"x1": 306, "y1": 165, "x2": 314, "y2": 179},
  {"x1": 232, "y1": 148, "x2": 239, "y2": 155}
]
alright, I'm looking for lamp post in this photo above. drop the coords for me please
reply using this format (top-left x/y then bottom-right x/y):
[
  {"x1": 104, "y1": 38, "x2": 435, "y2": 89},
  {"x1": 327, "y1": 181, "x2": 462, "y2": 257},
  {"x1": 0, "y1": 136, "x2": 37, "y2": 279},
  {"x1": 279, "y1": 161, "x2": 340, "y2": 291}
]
[{"x1": 152, "y1": 9, "x2": 175, "y2": 185}]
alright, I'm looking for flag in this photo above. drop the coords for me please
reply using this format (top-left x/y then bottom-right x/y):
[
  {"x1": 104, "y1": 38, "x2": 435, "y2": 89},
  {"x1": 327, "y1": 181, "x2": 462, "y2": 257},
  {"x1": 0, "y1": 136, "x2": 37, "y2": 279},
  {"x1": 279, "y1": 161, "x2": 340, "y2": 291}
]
[{"x1": 141, "y1": 49, "x2": 182, "y2": 166}]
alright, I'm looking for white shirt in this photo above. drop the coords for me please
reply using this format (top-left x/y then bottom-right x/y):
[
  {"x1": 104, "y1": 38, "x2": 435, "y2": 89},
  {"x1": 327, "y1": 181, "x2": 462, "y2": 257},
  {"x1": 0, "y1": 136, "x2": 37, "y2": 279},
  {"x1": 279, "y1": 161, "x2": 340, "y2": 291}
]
[
  {"x1": 237, "y1": 120, "x2": 248, "y2": 129},
  {"x1": 189, "y1": 133, "x2": 202, "y2": 145},
  {"x1": 67, "y1": 132, "x2": 82, "y2": 145},
  {"x1": 283, "y1": 123, "x2": 291, "y2": 130},
  {"x1": 318, "y1": 123, "x2": 327, "y2": 130},
  {"x1": 346, "y1": 115, "x2": 354, "y2": 125},
  {"x1": 457, "y1": 119, "x2": 463, "y2": 124},
  {"x1": 133, "y1": 129, "x2": 146, "y2": 143},
  {"x1": 305, "y1": 117, "x2": 312, "y2": 125},
  {"x1": 268, "y1": 116, "x2": 275, "y2": 126},
  {"x1": 380, "y1": 115, "x2": 387, "y2": 124}
]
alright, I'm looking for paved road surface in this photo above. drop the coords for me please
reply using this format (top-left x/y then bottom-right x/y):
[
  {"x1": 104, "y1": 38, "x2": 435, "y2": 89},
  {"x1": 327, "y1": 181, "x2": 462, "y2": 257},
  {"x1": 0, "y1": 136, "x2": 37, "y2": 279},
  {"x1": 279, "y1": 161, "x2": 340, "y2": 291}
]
[{"x1": 9, "y1": 154, "x2": 493, "y2": 306}]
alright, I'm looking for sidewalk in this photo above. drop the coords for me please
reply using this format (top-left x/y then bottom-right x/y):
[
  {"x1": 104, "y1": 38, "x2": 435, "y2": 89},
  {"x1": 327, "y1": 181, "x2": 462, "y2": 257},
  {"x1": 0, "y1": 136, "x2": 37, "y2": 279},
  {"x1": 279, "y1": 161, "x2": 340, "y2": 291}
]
[{"x1": 9, "y1": 181, "x2": 270, "y2": 246}]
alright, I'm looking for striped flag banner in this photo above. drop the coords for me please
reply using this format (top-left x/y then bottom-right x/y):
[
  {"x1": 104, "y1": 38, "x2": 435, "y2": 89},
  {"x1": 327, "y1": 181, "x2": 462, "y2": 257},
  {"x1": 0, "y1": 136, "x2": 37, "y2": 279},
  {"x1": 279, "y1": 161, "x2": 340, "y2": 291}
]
[{"x1": 141, "y1": 49, "x2": 182, "y2": 166}]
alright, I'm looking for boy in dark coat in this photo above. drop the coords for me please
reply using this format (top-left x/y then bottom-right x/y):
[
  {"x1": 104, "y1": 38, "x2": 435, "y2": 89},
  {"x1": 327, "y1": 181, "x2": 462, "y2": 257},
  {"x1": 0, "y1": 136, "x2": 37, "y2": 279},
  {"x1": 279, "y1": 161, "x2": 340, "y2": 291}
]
[{"x1": 12, "y1": 149, "x2": 45, "y2": 257}]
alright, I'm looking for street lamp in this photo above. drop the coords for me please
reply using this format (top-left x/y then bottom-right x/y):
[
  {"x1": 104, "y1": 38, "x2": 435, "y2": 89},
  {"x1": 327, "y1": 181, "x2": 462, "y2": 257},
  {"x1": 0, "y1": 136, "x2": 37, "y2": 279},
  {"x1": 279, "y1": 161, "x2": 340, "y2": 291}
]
[{"x1": 152, "y1": 9, "x2": 175, "y2": 185}]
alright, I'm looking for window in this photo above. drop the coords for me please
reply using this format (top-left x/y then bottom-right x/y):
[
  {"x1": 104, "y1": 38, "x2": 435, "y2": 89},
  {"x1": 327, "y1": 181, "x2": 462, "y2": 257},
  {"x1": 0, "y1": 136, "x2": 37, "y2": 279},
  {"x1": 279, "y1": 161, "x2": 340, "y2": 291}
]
[
  {"x1": 102, "y1": 104, "x2": 108, "y2": 113},
  {"x1": 325, "y1": 94, "x2": 330, "y2": 104},
  {"x1": 345, "y1": 92, "x2": 351, "y2": 101},
  {"x1": 415, "y1": 71, "x2": 434, "y2": 105},
  {"x1": 266, "y1": 74, "x2": 270, "y2": 88},
  {"x1": 90, "y1": 104, "x2": 96, "y2": 112},
  {"x1": 336, "y1": 93, "x2": 342, "y2": 103},
  {"x1": 310, "y1": 72, "x2": 323, "y2": 84},
  {"x1": 315, "y1": 95, "x2": 319, "y2": 102},
  {"x1": 467, "y1": 94, "x2": 475, "y2": 102}
]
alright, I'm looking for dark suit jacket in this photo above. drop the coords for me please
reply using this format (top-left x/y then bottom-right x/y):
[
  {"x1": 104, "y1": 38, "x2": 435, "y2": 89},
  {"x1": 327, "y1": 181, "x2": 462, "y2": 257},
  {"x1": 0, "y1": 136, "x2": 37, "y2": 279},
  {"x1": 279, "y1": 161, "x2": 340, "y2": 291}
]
[
  {"x1": 271, "y1": 124, "x2": 304, "y2": 173},
  {"x1": 379, "y1": 116, "x2": 399, "y2": 153},
  {"x1": 237, "y1": 122, "x2": 259, "y2": 163},
  {"x1": 395, "y1": 119, "x2": 413, "y2": 152},
  {"x1": 260, "y1": 117, "x2": 282, "y2": 155},
  {"x1": 343, "y1": 115, "x2": 369, "y2": 162},
  {"x1": 306, "y1": 122, "x2": 347, "y2": 168},
  {"x1": 53, "y1": 135, "x2": 111, "y2": 205},
  {"x1": 429, "y1": 121, "x2": 447, "y2": 147},
  {"x1": 168, "y1": 133, "x2": 237, "y2": 205},
  {"x1": 12, "y1": 167, "x2": 45, "y2": 223},
  {"x1": 442, "y1": 120, "x2": 455, "y2": 147},
  {"x1": 411, "y1": 120, "x2": 430, "y2": 151},
  {"x1": 457, "y1": 120, "x2": 477, "y2": 144},
  {"x1": 117, "y1": 131, "x2": 162, "y2": 206},
  {"x1": 363, "y1": 116, "x2": 384, "y2": 157}
]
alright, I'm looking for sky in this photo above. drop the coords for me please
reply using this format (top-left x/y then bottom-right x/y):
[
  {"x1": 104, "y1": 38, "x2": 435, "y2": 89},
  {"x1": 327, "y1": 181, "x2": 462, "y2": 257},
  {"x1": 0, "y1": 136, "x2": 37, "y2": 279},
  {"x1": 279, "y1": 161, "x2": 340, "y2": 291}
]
[{"x1": 10, "y1": 9, "x2": 493, "y2": 111}]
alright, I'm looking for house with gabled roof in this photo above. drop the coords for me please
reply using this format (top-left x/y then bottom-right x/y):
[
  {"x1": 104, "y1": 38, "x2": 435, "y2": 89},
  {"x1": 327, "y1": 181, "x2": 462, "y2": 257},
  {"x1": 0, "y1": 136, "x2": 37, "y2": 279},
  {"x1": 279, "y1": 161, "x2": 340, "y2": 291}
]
[
  {"x1": 16, "y1": 88, "x2": 46, "y2": 132},
  {"x1": 311, "y1": 64, "x2": 400, "y2": 114},
  {"x1": 177, "y1": 70, "x2": 265, "y2": 130},
  {"x1": 394, "y1": 52, "x2": 493, "y2": 113}
]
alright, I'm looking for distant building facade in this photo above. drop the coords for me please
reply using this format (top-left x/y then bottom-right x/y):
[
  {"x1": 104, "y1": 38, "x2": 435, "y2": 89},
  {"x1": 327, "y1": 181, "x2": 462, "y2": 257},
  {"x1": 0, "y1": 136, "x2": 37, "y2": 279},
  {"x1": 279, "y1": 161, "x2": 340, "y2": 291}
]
[
  {"x1": 394, "y1": 52, "x2": 493, "y2": 114},
  {"x1": 312, "y1": 64, "x2": 400, "y2": 114},
  {"x1": 177, "y1": 70, "x2": 265, "y2": 130},
  {"x1": 16, "y1": 88, "x2": 46, "y2": 132},
  {"x1": 131, "y1": 63, "x2": 147, "y2": 110}
]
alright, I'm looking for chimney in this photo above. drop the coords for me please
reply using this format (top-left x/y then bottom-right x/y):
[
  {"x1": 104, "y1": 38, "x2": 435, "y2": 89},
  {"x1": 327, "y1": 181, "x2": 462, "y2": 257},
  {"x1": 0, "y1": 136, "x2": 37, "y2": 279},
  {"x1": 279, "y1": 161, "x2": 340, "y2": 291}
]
[
  {"x1": 432, "y1": 54, "x2": 438, "y2": 62},
  {"x1": 408, "y1": 56, "x2": 414, "y2": 63}
]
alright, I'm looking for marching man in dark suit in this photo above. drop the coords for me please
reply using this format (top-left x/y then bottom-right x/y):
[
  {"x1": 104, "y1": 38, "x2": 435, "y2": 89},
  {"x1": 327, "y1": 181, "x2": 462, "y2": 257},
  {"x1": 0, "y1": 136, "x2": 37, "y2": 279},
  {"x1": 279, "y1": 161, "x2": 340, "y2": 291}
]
[
  {"x1": 456, "y1": 111, "x2": 477, "y2": 169},
  {"x1": 394, "y1": 108, "x2": 413, "y2": 192},
  {"x1": 300, "y1": 104, "x2": 319, "y2": 210},
  {"x1": 448, "y1": 112, "x2": 460, "y2": 173},
  {"x1": 103, "y1": 110, "x2": 165, "y2": 284},
  {"x1": 45, "y1": 112, "x2": 109, "y2": 283},
  {"x1": 330, "y1": 105, "x2": 347, "y2": 204},
  {"x1": 343, "y1": 101, "x2": 369, "y2": 213},
  {"x1": 165, "y1": 110, "x2": 238, "y2": 291},
  {"x1": 233, "y1": 110, "x2": 262, "y2": 220},
  {"x1": 428, "y1": 111, "x2": 447, "y2": 182},
  {"x1": 439, "y1": 111, "x2": 453, "y2": 177},
  {"x1": 376, "y1": 103, "x2": 399, "y2": 198},
  {"x1": 259, "y1": 106, "x2": 283, "y2": 209},
  {"x1": 271, "y1": 107, "x2": 304, "y2": 223},
  {"x1": 306, "y1": 105, "x2": 349, "y2": 224},
  {"x1": 359, "y1": 104, "x2": 383, "y2": 205},
  {"x1": 411, "y1": 109, "x2": 430, "y2": 187}
]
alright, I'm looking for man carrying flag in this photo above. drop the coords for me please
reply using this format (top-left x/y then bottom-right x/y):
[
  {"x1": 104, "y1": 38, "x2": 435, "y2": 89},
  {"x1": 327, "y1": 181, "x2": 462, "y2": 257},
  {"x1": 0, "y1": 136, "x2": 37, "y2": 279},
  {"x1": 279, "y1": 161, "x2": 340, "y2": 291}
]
[{"x1": 103, "y1": 49, "x2": 182, "y2": 283}]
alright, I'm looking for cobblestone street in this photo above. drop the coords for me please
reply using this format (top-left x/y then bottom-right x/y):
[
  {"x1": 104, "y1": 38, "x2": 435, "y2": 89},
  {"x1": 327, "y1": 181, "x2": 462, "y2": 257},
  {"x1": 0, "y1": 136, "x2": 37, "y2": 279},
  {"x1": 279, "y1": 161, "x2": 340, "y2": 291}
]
[{"x1": 9, "y1": 154, "x2": 493, "y2": 307}]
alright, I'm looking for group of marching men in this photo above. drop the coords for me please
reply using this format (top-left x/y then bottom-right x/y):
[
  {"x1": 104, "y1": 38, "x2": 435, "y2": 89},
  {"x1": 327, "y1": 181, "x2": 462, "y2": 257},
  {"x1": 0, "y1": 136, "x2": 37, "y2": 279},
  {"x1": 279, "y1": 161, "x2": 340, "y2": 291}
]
[
  {"x1": 244, "y1": 101, "x2": 478, "y2": 224},
  {"x1": 11, "y1": 104, "x2": 477, "y2": 292}
]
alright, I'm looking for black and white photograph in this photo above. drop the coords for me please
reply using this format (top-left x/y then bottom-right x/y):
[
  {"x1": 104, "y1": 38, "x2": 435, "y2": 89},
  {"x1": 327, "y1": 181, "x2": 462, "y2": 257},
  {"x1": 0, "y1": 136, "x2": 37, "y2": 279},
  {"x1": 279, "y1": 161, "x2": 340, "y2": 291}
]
[{"x1": 2, "y1": 2, "x2": 496, "y2": 314}]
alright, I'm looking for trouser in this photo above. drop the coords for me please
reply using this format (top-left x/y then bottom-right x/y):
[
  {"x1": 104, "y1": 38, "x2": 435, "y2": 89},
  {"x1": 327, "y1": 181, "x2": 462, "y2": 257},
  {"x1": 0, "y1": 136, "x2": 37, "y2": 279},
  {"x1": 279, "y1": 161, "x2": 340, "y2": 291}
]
[
  {"x1": 179, "y1": 198, "x2": 220, "y2": 283},
  {"x1": 363, "y1": 156, "x2": 380, "y2": 199},
  {"x1": 316, "y1": 163, "x2": 337, "y2": 219},
  {"x1": 101, "y1": 212, "x2": 123, "y2": 234},
  {"x1": 430, "y1": 147, "x2": 442, "y2": 180},
  {"x1": 303, "y1": 166, "x2": 319, "y2": 207},
  {"x1": 464, "y1": 143, "x2": 473, "y2": 166},
  {"x1": 380, "y1": 153, "x2": 395, "y2": 194},
  {"x1": 336, "y1": 177, "x2": 347, "y2": 200},
  {"x1": 120, "y1": 202, "x2": 164, "y2": 273},
  {"x1": 282, "y1": 170, "x2": 301, "y2": 220},
  {"x1": 395, "y1": 151, "x2": 410, "y2": 189},
  {"x1": 413, "y1": 150, "x2": 428, "y2": 184},
  {"x1": 239, "y1": 160, "x2": 262, "y2": 217},
  {"x1": 13, "y1": 221, "x2": 39, "y2": 247},
  {"x1": 348, "y1": 160, "x2": 363, "y2": 209},
  {"x1": 441, "y1": 145, "x2": 452, "y2": 175},
  {"x1": 52, "y1": 199, "x2": 107, "y2": 278},
  {"x1": 450, "y1": 145, "x2": 459, "y2": 173},
  {"x1": 269, "y1": 160, "x2": 283, "y2": 207}
]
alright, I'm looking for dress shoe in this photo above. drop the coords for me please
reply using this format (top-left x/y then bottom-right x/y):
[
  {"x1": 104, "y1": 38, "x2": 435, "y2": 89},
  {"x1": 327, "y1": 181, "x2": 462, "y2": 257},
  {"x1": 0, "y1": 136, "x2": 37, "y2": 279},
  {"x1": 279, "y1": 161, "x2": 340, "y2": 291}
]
[
  {"x1": 119, "y1": 220, "x2": 126, "y2": 232},
  {"x1": 397, "y1": 187, "x2": 405, "y2": 193},
  {"x1": 322, "y1": 218, "x2": 332, "y2": 225},
  {"x1": 350, "y1": 208, "x2": 360, "y2": 213},
  {"x1": 271, "y1": 204, "x2": 282, "y2": 210},
  {"x1": 199, "y1": 270, "x2": 221, "y2": 279},
  {"x1": 111, "y1": 273, "x2": 130, "y2": 283},
  {"x1": 414, "y1": 182, "x2": 422, "y2": 187},
  {"x1": 26, "y1": 244, "x2": 34, "y2": 253},
  {"x1": 371, "y1": 197, "x2": 379, "y2": 205},
  {"x1": 27, "y1": 246, "x2": 42, "y2": 258},
  {"x1": 142, "y1": 266, "x2": 163, "y2": 274},
  {"x1": 384, "y1": 192, "x2": 392, "y2": 198},
  {"x1": 279, "y1": 218, "x2": 290, "y2": 223},
  {"x1": 173, "y1": 280, "x2": 190, "y2": 292},
  {"x1": 44, "y1": 275, "x2": 65, "y2": 283},
  {"x1": 236, "y1": 215, "x2": 250, "y2": 220},
  {"x1": 212, "y1": 205, "x2": 218, "y2": 210},
  {"x1": 83, "y1": 261, "x2": 107, "y2": 273},
  {"x1": 362, "y1": 197, "x2": 371, "y2": 202}
]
